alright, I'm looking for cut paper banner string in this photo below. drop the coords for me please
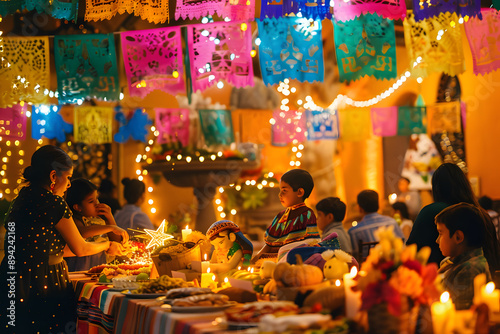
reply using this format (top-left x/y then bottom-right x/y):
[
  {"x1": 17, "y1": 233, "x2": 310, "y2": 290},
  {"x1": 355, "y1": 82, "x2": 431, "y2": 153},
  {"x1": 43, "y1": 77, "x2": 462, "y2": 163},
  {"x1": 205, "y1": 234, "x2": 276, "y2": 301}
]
[
  {"x1": 464, "y1": 8, "x2": 500, "y2": 76},
  {"x1": 334, "y1": 13, "x2": 397, "y2": 82},
  {"x1": 404, "y1": 12, "x2": 465, "y2": 78},
  {"x1": 54, "y1": 34, "x2": 120, "y2": 104},
  {"x1": 339, "y1": 109, "x2": 371, "y2": 141},
  {"x1": 271, "y1": 109, "x2": 306, "y2": 146},
  {"x1": 0, "y1": 37, "x2": 50, "y2": 108},
  {"x1": 260, "y1": 0, "x2": 283, "y2": 19},
  {"x1": 222, "y1": 0, "x2": 255, "y2": 22},
  {"x1": 412, "y1": 0, "x2": 481, "y2": 22},
  {"x1": 332, "y1": 0, "x2": 406, "y2": 22},
  {"x1": 306, "y1": 109, "x2": 339, "y2": 140},
  {"x1": 371, "y1": 106, "x2": 398, "y2": 137},
  {"x1": 199, "y1": 109, "x2": 235, "y2": 146},
  {"x1": 114, "y1": 108, "x2": 152, "y2": 143},
  {"x1": 32, "y1": 105, "x2": 73, "y2": 142},
  {"x1": 284, "y1": 0, "x2": 332, "y2": 20},
  {"x1": 175, "y1": 0, "x2": 225, "y2": 20},
  {"x1": 0, "y1": 0, "x2": 78, "y2": 21},
  {"x1": 187, "y1": 21, "x2": 254, "y2": 92},
  {"x1": 397, "y1": 106, "x2": 426, "y2": 136},
  {"x1": 121, "y1": 27, "x2": 185, "y2": 98},
  {"x1": 258, "y1": 17, "x2": 324, "y2": 86},
  {"x1": 0, "y1": 103, "x2": 27, "y2": 140},
  {"x1": 85, "y1": 0, "x2": 169, "y2": 23},
  {"x1": 427, "y1": 101, "x2": 462, "y2": 134},
  {"x1": 74, "y1": 106, "x2": 114, "y2": 144},
  {"x1": 155, "y1": 108, "x2": 190, "y2": 147}
]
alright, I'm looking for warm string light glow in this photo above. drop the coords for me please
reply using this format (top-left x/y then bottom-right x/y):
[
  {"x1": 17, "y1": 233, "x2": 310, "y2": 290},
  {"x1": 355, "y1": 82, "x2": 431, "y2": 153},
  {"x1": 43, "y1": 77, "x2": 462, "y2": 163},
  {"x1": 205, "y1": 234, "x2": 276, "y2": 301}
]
[
  {"x1": 215, "y1": 172, "x2": 276, "y2": 219},
  {"x1": 0, "y1": 136, "x2": 24, "y2": 199}
]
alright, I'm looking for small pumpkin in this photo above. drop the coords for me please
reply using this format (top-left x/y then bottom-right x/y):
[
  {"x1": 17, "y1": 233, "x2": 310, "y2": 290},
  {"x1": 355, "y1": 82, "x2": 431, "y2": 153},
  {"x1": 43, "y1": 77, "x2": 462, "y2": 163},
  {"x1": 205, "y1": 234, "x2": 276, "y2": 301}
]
[{"x1": 273, "y1": 254, "x2": 324, "y2": 287}]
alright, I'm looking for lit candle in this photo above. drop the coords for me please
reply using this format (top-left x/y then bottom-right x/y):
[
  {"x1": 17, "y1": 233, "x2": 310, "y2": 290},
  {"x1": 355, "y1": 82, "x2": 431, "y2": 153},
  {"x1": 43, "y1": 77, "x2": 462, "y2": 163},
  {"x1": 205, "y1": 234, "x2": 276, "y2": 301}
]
[
  {"x1": 201, "y1": 267, "x2": 213, "y2": 289},
  {"x1": 480, "y1": 282, "x2": 500, "y2": 315},
  {"x1": 222, "y1": 277, "x2": 231, "y2": 289},
  {"x1": 388, "y1": 193, "x2": 398, "y2": 205},
  {"x1": 431, "y1": 291, "x2": 455, "y2": 334},
  {"x1": 343, "y1": 267, "x2": 361, "y2": 319},
  {"x1": 201, "y1": 254, "x2": 210, "y2": 273},
  {"x1": 181, "y1": 225, "x2": 192, "y2": 241},
  {"x1": 473, "y1": 273, "x2": 486, "y2": 305}
]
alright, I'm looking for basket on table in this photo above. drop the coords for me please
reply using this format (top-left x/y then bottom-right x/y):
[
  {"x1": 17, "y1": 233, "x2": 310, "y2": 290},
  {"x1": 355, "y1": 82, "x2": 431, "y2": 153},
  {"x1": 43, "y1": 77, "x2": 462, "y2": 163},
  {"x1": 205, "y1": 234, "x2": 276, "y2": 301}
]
[
  {"x1": 367, "y1": 296, "x2": 418, "y2": 334},
  {"x1": 151, "y1": 243, "x2": 201, "y2": 276}
]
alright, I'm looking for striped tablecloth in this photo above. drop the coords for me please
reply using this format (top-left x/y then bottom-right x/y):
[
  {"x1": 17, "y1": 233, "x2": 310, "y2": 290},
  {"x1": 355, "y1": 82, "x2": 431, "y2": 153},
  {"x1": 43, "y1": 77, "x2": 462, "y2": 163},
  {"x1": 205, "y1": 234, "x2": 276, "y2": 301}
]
[{"x1": 69, "y1": 273, "x2": 227, "y2": 334}]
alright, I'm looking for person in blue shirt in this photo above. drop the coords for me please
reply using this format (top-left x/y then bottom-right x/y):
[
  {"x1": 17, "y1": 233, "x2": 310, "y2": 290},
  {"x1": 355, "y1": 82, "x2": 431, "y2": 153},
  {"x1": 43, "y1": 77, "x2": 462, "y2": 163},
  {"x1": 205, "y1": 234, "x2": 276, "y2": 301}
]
[
  {"x1": 348, "y1": 189, "x2": 404, "y2": 259},
  {"x1": 114, "y1": 178, "x2": 155, "y2": 235}
]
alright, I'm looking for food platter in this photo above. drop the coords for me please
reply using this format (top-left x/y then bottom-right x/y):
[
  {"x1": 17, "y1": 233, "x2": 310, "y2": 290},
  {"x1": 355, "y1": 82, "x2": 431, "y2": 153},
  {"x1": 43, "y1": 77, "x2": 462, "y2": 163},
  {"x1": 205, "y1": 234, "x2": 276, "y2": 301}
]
[
  {"x1": 121, "y1": 291, "x2": 167, "y2": 299},
  {"x1": 225, "y1": 321, "x2": 259, "y2": 329},
  {"x1": 170, "y1": 302, "x2": 237, "y2": 313}
]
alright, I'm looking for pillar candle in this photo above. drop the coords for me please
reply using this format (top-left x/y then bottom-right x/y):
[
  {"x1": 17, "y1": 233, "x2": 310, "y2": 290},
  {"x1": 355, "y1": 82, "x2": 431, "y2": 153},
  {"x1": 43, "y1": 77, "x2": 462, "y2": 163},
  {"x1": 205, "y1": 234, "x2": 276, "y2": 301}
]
[
  {"x1": 201, "y1": 267, "x2": 213, "y2": 289},
  {"x1": 201, "y1": 254, "x2": 210, "y2": 273},
  {"x1": 343, "y1": 267, "x2": 361, "y2": 319},
  {"x1": 473, "y1": 273, "x2": 486, "y2": 305},
  {"x1": 431, "y1": 291, "x2": 455, "y2": 334},
  {"x1": 181, "y1": 225, "x2": 192, "y2": 241},
  {"x1": 480, "y1": 282, "x2": 500, "y2": 314}
]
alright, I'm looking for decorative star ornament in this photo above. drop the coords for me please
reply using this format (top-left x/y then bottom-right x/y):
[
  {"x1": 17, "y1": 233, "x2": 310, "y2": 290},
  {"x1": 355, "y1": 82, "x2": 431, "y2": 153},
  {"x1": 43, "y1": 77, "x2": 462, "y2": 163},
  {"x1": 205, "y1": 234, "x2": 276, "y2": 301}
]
[{"x1": 143, "y1": 220, "x2": 174, "y2": 250}]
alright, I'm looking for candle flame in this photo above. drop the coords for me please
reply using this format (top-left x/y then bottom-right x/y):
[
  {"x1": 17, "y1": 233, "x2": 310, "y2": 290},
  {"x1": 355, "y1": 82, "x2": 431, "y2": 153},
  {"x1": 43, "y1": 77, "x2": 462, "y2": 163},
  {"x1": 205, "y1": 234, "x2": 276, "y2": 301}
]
[
  {"x1": 238, "y1": 266, "x2": 241, "y2": 270},
  {"x1": 440, "y1": 291, "x2": 450, "y2": 303},
  {"x1": 350, "y1": 266, "x2": 358, "y2": 278},
  {"x1": 212, "y1": 275, "x2": 216, "y2": 281},
  {"x1": 207, "y1": 267, "x2": 210, "y2": 274},
  {"x1": 335, "y1": 279, "x2": 341, "y2": 287},
  {"x1": 204, "y1": 254, "x2": 207, "y2": 261},
  {"x1": 247, "y1": 267, "x2": 250, "y2": 272},
  {"x1": 185, "y1": 225, "x2": 189, "y2": 230},
  {"x1": 486, "y1": 282, "x2": 496, "y2": 294},
  {"x1": 250, "y1": 267, "x2": 254, "y2": 273},
  {"x1": 224, "y1": 277, "x2": 228, "y2": 283}
]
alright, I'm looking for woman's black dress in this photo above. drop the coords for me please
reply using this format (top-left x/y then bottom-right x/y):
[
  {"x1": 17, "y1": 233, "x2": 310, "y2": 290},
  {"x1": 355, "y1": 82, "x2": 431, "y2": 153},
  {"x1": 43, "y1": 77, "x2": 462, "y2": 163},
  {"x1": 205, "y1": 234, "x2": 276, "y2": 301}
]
[{"x1": 0, "y1": 186, "x2": 77, "y2": 333}]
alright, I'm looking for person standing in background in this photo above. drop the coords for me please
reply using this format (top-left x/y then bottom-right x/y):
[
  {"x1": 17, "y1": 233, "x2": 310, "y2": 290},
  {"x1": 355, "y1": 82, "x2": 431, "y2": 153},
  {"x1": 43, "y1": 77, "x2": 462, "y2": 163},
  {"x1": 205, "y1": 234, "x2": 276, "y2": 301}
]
[
  {"x1": 397, "y1": 177, "x2": 422, "y2": 220},
  {"x1": 98, "y1": 178, "x2": 122, "y2": 215},
  {"x1": 114, "y1": 178, "x2": 155, "y2": 236}
]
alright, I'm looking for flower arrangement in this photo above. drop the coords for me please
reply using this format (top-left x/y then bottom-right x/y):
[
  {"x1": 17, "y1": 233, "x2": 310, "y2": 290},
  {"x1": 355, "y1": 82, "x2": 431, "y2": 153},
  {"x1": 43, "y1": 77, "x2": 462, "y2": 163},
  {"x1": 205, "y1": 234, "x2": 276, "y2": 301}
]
[{"x1": 355, "y1": 226, "x2": 442, "y2": 317}]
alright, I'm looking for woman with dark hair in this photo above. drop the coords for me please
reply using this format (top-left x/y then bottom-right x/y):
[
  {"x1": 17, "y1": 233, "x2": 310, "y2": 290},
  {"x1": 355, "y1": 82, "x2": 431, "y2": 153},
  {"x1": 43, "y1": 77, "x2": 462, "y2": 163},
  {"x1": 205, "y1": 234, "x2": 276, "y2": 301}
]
[
  {"x1": 392, "y1": 201, "x2": 413, "y2": 240},
  {"x1": 0, "y1": 145, "x2": 125, "y2": 333},
  {"x1": 407, "y1": 163, "x2": 500, "y2": 272},
  {"x1": 114, "y1": 178, "x2": 155, "y2": 235}
]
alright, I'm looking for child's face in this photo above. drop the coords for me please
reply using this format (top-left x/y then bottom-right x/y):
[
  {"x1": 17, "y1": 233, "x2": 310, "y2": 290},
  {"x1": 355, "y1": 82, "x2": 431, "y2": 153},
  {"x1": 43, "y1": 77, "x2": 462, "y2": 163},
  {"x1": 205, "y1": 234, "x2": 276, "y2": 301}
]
[
  {"x1": 279, "y1": 181, "x2": 303, "y2": 208},
  {"x1": 316, "y1": 211, "x2": 333, "y2": 232},
  {"x1": 79, "y1": 190, "x2": 100, "y2": 217},
  {"x1": 436, "y1": 222, "x2": 459, "y2": 258}
]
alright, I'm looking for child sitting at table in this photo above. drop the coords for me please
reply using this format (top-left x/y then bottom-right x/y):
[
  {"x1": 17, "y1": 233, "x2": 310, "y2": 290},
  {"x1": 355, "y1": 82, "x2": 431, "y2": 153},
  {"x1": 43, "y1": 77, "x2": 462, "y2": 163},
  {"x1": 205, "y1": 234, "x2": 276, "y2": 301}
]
[
  {"x1": 252, "y1": 169, "x2": 319, "y2": 263},
  {"x1": 65, "y1": 178, "x2": 129, "y2": 271},
  {"x1": 435, "y1": 202, "x2": 492, "y2": 310}
]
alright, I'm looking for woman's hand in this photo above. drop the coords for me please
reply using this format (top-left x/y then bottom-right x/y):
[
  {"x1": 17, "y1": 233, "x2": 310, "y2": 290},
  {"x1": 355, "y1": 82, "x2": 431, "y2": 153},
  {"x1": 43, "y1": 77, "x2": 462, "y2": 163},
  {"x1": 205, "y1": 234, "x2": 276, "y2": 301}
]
[
  {"x1": 96, "y1": 203, "x2": 113, "y2": 221},
  {"x1": 111, "y1": 225, "x2": 129, "y2": 244},
  {"x1": 106, "y1": 241, "x2": 127, "y2": 256}
]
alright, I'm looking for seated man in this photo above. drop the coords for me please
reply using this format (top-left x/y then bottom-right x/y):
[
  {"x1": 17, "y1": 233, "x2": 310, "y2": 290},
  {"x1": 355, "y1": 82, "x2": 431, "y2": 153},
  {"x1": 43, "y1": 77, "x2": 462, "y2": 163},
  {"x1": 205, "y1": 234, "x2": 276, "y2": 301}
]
[{"x1": 349, "y1": 190, "x2": 404, "y2": 259}]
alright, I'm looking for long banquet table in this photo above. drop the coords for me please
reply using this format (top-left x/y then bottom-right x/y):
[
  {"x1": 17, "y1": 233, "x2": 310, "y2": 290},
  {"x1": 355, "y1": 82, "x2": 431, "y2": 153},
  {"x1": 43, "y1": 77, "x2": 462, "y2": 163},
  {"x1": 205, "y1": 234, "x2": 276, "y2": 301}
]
[{"x1": 69, "y1": 273, "x2": 230, "y2": 334}]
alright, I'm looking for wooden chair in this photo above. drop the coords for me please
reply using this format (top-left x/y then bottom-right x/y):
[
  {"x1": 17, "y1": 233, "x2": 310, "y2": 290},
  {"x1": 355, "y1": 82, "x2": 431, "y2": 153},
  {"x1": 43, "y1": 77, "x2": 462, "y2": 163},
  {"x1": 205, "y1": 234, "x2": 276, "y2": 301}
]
[{"x1": 357, "y1": 240, "x2": 379, "y2": 264}]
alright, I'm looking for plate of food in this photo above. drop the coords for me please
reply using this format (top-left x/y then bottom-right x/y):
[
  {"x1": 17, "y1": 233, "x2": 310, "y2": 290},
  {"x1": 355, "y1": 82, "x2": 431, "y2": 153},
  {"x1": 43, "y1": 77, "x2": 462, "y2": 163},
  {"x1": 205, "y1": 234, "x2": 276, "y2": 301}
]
[
  {"x1": 169, "y1": 294, "x2": 237, "y2": 313},
  {"x1": 121, "y1": 291, "x2": 167, "y2": 299},
  {"x1": 225, "y1": 321, "x2": 259, "y2": 329},
  {"x1": 170, "y1": 302, "x2": 237, "y2": 313}
]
